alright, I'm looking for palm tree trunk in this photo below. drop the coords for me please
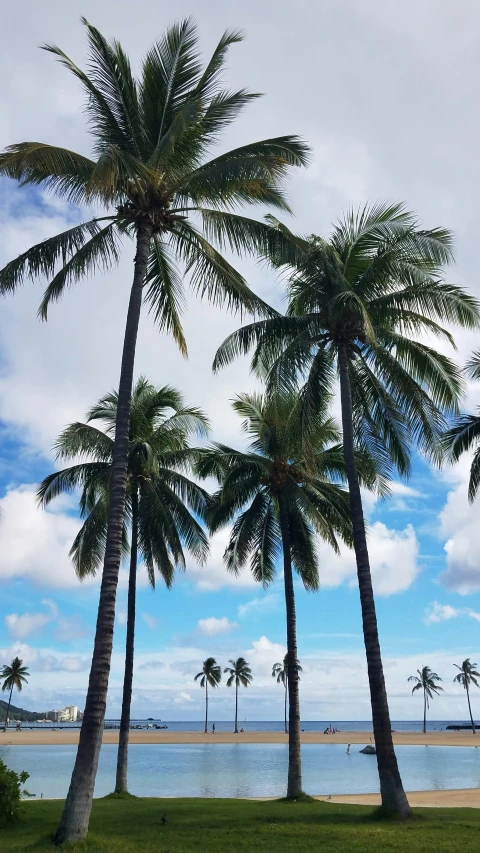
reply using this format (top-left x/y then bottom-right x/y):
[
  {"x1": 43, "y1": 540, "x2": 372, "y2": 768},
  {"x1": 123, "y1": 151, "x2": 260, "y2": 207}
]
[
  {"x1": 423, "y1": 690, "x2": 427, "y2": 735},
  {"x1": 205, "y1": 682, "x2": 208, "y2": 734},
  {"x1": 54, "y1": 220, "x2": 153, "y2": 845},
  {"x1": 3, "y1": 684, "x2": 13, "y2": 731},
  {"x1": 234, "y1": 682, "x2": 238, "y2": 733},
  {"x1": 338, "y1": 343, "x2": 411, "y2": 818},
  {"x1": 115, "y1": 484, "x2": 138, "y2": 793},
  {"x1": 466, "y1": 684, "x2": 476, "y2": 734},
  {"x1": 284, "y1": 679, "x2": 288, "y2": 735},
  {"x1": 278, "y1": 495, "x2": 302, "y2": 799}
]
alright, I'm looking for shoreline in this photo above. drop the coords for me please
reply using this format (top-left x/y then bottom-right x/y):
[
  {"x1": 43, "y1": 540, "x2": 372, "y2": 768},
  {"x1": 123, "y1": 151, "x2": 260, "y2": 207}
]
[
  {"x1": 314, "y1": 788, "x2": 480, "y2": 808},
  {"x1": 1, "y1": 729, "x2": 479, "y2": 747}
]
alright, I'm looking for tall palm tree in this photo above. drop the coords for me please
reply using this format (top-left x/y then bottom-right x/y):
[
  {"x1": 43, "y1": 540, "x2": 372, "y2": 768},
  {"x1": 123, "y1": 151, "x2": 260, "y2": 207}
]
[
  {"x1": 37, "y1": 378, "x2": 209, "y2": 793},
  {"x1": 214, "y1": 202, "x2": 480, "y2": 816},
  {"x1": 1, "y1": 658, "x2": 29, "y2": 731},
  {"x1": 442, "y1": 352, "x2": 480, "y2": 502},
  {"x1": 0, "y1": 20, "x2": 307, "y2": 843},
  {"x1": 453, "y1": 659, "x2": 480, "y2": 734},
  {"x1": 224, "y1": 657, "x2": 253, "y2": 733},
  {"x1": 195, "y1": 658, "x2": 222, "y2": 733},
  {"x1": 197, "y1": 390, "x2": 380, "y2": 798},
  {"x1": 407, "y1": 666, "x2": 443, "y2": 734},
  {"x1": 272, "y1": 654, "x2": 302, "y2": 734}
]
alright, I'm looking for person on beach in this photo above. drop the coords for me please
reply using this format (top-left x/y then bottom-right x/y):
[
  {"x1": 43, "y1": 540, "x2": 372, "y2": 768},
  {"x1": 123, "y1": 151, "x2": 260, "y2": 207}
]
[{"x1": 212, "y1": 723, "x2": 216, "y2": 734}]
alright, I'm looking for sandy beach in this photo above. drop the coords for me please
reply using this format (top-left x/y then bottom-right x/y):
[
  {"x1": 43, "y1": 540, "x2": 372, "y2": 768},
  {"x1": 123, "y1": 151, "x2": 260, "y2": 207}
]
[
  {"x1": 1, "y1": 728, "x2": 478, "y2": 748},
  {"x1": 316, "y1": 789, "x2": 480, "y2": 808}
]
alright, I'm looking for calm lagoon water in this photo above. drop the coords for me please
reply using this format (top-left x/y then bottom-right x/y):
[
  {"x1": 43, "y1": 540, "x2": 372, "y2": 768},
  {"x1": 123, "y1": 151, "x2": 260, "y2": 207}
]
[{"x1": 3, "y1": 743, "x2": 480, "y2": 799}]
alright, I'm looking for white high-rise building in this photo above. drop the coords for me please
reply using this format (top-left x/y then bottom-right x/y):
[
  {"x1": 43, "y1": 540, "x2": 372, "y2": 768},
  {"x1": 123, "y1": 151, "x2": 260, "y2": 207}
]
[{"x1": 57, "y1": 705, "x2": 78, "y2": 722}]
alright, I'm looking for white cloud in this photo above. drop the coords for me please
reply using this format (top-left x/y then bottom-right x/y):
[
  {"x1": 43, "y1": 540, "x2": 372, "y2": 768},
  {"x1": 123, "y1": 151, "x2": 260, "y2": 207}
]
[
  {"x1": 142, "y1": 613, "x2": 158, "y2": 631},
  {"x1": 438, "y1": 472, "x2": 480, "y2": 593},
  {"x1": 197, "y1": 616, "x2": 238, "y2": 636},
  {"x1": 116, "y1": 611, "x2": 128, "y2": 627},
  {"x1": 0, "y1": 642, "x2": 89, "y2": 674},
  {"x1": 237, "y1": 593, "x2": 281, "y2": 619},
  {"x1": 185, "y1": 528, "x2": 259, "y2": 592},
  {"x1": 316, "y1": 521, "x2": 420, "y2": 596},
  {"x1": 424, "y1": 601, "x2": 480, "y2": 625},
  {"x1": 5, "y1": 599, "x2": 58, "y2": 639}
]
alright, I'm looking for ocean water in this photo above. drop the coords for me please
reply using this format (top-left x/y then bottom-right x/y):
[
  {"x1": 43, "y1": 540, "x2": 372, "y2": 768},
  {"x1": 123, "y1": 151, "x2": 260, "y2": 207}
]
[
  {"x1": 3, "y1": 743, "x2": 480, "y2": 799},
  {"x1": 17, "y1": 719, "x2": 475, "y2": 732}
]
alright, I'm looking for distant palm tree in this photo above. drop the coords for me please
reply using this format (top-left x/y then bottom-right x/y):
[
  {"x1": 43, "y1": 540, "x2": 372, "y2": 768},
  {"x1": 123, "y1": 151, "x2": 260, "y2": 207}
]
[
  {"x1": 1, "y1": 658, "x2": 30, "y2": 731},
  {"x1": 272, "y1": 654, "x2": 302, "y2": 734},
  {"x1": 408, "y1": 666, "x2": 443, "y2": 733},
  {"x1": 0, "y1": 19, "x2": 307, "y2": 843},
  {"x1": 37, "y1": 378, "x2": 209, "y2": 794},
  {"x1": 442, "y1": 353, "x2": 480, "y2": 502},
  {"x1": 195, "y1": 658, "x2": 222, "y2": 733},
  {"x1": 224, "y1": 658, "x2": 252, "y2": 733},
  {"x1": 453, "y1": 659, "x2": 480, "y2": 734}
]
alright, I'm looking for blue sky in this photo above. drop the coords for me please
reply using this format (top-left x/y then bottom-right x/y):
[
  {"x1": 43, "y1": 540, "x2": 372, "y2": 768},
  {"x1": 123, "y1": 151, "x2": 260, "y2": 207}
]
[{"x1": 1, "y1": 0, "x2": 480, "y2": 722}]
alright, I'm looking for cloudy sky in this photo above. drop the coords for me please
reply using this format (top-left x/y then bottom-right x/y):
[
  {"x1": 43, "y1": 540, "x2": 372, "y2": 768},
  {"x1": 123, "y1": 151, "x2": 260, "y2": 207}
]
[{"x1": 1, "y1": 0, "x2": 479, "y2": 723}]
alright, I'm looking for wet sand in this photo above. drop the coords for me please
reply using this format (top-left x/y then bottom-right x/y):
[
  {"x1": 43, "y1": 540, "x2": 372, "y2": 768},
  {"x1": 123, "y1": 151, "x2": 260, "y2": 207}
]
[
  {"x1": 316, "y1": 788, "x2": 480, "y2": 808},
  {"x1": 1, "y1": 728, "x2": 478, "y2": 747}
]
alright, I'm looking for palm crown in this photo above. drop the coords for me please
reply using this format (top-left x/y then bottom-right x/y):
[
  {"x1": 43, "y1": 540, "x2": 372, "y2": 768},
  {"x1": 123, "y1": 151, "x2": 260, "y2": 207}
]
[
  {"x1": 37, "y1": 377, "x2": 209, "y2": 584},
  {"x1": 272, "y1": 654, "x2": 302, "y2": 685},
  {"x1": 214, "y1": 202, "x2": 480, "y2": 472},
  {"x1": 1, "y1": 657, "x2": 30, "y2": 692},
  {"x1": 408, "y1": 666, "x2": 443, "y2": 706},
  {"x1": 224, "y1": 657, "x2": 253, "y2": 688},
  {"x1": 442, "y1": 352, "x2": 480, "y2": 502},
  {"x1": 0, "y1": 17, "x2": 309, "y2": 343},
  {"x1": 454, "y1": 659, "x2": 480, "y2": 690},
  {"x1": 198, "y1": 390, "x2": 378, "y2": 587},
  {"x1": 195, "y1": 657, "x2": 222, "y2": 689}
]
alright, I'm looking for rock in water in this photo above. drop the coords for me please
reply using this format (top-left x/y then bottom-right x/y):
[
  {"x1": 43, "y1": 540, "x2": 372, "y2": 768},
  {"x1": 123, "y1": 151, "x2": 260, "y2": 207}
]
[{"x1": 360, "y1": 744, "x2": 376, "y2": 754}]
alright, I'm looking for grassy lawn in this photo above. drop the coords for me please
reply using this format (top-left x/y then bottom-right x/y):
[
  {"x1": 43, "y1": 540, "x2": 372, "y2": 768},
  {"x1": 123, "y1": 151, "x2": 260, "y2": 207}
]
[{"x1": 2, "y1": 797, "x2": 480, "y2": 852}]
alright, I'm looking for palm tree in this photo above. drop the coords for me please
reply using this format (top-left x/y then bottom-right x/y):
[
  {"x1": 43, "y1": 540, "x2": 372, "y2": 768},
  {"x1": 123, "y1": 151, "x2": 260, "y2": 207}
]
[
  {"x1": 442, "y1": 352, "x2": 480, "y2": 502},
  {"x1": 407, "y1": 666, "x2": 443, "y2": 734},
  {"x1": 453, "y1": 659, "x2": 480, "y2": 734},
  {"x1": 1, "y1": 658, "x2": 29, "y2": 731},
  {"x1": 272, "y1": 654, "x2": 302, "y2": 734},
  {"x1": 0, "y1": 20, "x2": 307, "y2": 842},
  {"x1": 224, "y1": 657, "x2": 253, "y2": 733},
  {"x1": 195, "y1": 658, "x2": 222, "y2": 733},
  {"x1": 214, "y1": 202, "x2": 480, "y2": 816},
  {"x1": 37, "y1": 378, "x2": 209, "y2": 794},
  {"x1": 197, "y1": 390, "x2": 380, "y2": 798}
]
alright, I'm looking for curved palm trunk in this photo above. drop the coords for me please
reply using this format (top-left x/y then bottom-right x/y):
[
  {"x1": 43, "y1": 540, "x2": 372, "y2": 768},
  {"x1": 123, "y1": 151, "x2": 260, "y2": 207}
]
[
  {"x1": 423, "y1": 690, "x2": 427, "y2": 735},
  {"x1": 466, "y1": 685, "x2": 476, "y2": 734},
  {"x1": 284, "y1": 678, "x2": 288, "y2": 735},
  {"x1": 338, "y1": 343, "x2": 411, "y2": 818},
  {"x1": 205, "y1": 682, "x2": 209, "y2": 734},
  {"x1": 3, "y1": 684, "x2": 13, "y2": 731},
  {"x1": 279, "y1": 495, "x2": 302, "y2": 798},
  {"x1": 54, "y1": 221, "x2": 153, "y2": 845},
  {"x1": 115, "y1": 485, "x2": 139, "y2": 793},
  {"x1": 234, "y1": 682, "x2": 239, "y2": 733}
]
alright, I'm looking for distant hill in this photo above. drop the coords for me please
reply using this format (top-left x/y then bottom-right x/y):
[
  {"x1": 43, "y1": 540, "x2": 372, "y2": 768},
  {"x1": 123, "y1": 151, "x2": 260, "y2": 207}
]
[{"x1": 0, "y1": 699, "x2": 46, "y2": 721}]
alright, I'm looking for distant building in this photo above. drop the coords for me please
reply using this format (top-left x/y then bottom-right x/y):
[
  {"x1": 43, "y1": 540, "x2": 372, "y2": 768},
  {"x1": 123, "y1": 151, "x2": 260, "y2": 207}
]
[
  {"x1": 57, "y1": 705, "x2": 79, "y2": 722},
  {"x1": 46, "y1": 709, "x2": 59, "y2": 722}
]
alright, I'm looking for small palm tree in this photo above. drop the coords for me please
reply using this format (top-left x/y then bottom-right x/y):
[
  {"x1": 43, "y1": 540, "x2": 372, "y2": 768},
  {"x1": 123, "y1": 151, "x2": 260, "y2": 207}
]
[
  {"x1": 272, "y1": 654, "x2": 302, "y2": 734},
  {"x1": 195, "y1": 658, "x2": 222, "y2": 733},
  {"x1": 453, "y1": 659, "x2": 480, "y2": 734},
  {"x1": 197, "y1": 391, "x2": 379, "y2": 798},
  {"x1": 442, "y1": 353, "x2": 480, "y2": 502},
  {"x1": 407, "y1": 666, "x2": 443, "y2": 733},
  {"x1": 0, "y1": 19, "x2": 307, "y2": 843},
  {"x1": 1, "y1": 658, "x2": 30, "y2": 731},
  {"x1": 214, "y1": 202, "x2": 480, "y2": 816},
  {"x1": 37, "y1": 378, "x2": 209, "y2": 793},
  {"x1": 224, "y1": 657, "x2": 253, "y2": 733}
]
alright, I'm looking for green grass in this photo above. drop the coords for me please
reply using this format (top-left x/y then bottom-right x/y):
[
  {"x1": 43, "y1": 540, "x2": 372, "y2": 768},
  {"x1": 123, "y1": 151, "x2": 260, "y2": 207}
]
[{"x1": 2, "y1": 798, "x2": 480, "y2": 852}]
